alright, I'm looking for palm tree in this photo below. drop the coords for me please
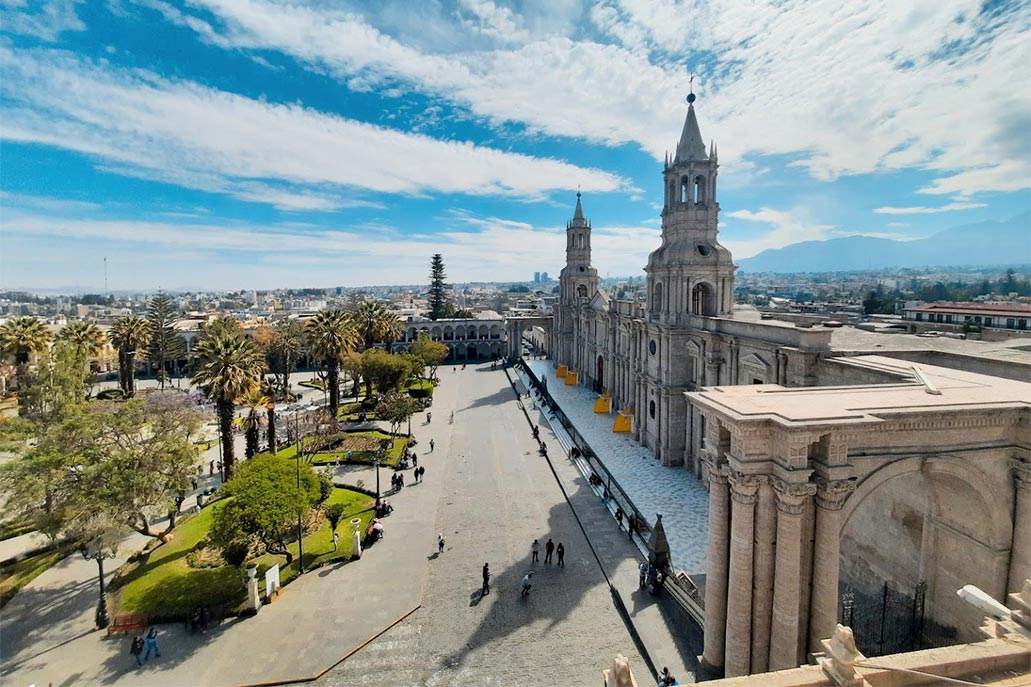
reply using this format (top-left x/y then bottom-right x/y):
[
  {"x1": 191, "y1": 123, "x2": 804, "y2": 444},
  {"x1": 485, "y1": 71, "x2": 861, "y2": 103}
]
[
  {"x1": 305, "y1": 309, "x2": 357, "y2": 421},
  {"x1": 380, "y1": 312, "x2": 404, "y2": 353},
  {"x1": 191, "y1": 327, "x2": 265, "y2": 480},
  {"x1": 57, "y1": 321, "x2": 106, "y2": 359},
  {"x1": 262, "y1": 379, "x2": 278, "y2": 454},
  {"x1": 269, "y1": 319, "x2": 304, "y2": 400},
  {"x1": 0, "y1": 317, "x2": 52, "y2": 403},
  {"x1": 352, "y1": 301, "x2": 391, "y2": 351},
  {"x1": 241, "y1": 388, "x2": 271, "y2": 460},
  {"x1": 108, "y1": 316, "x2": 150, "y2": 397}
]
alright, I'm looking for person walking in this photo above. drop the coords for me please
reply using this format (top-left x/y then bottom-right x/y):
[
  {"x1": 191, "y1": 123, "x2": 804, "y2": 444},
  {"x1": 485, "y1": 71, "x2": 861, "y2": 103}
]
[
  {"x1": 531, "y1": 539, "x2": 540, "y2": 563},
  {"x1": 437, "y1": 533, "x2": 446, "y2": 553},
  {"x1": 521, "y1": 572, "x2": 534, "y2": 597},
  {"x1": 427, "y1": 412, "x2": 432, "y2": 423},
  {"x1": 544, "y1": 538, "x2": 554, "y2": 564},
  {"x1": 130, "y1": 635, "x2": 144, "y2": 668},
  {"x1": 481, "y1": 563, "x2": 491, "y2": 595},
  {"x1": 615, "y1": 507, "x2": 624, "y2": 529},
  {"x1": 332, "y1": 531, "x2": 339, "y2": 552},
  {"x1": 143, "y1": 627, "x2": 160, "y2": 661},
  {"x1": 420, "y1": 466, "x2": 426, "y2": 482},
  {"x1": 556, "y1": 542, "x2": 565, "y2": 567},
  {"x1": 429, "y1": 438, "x2": 435, "y2": 452},
  {"x1": 628, "y1": 513, "x2": 637, "y2": 541},
  {"x1": 209, "y1": 460, "x2": 214, "y2": 476}
]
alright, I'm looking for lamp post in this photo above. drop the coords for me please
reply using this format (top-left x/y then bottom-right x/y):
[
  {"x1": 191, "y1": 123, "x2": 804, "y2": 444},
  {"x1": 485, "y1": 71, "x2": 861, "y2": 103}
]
[
  {"x1": 293, "y1": 411, "x2": 304, "y2": 574},
  {"x1": 376, "y1": 440, "x2": 389, "y2": 509}
]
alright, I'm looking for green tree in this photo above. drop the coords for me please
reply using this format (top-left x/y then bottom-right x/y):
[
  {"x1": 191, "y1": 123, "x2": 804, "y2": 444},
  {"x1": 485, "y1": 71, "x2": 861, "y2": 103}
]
[
  {"x1": 306, "y1": 309, "x2": 357, "y2": 421},
  {"x1": 57, "y1": 321, "x2": 106, "y2": 398},
  {"x1": 191, "y1": 324, "x2": 265, "y2": 480},
  {"x1": 108, "y1": 316, "x2": 149, "y2": 397},
  {"x1": 209, "y1": 453, "x2": 320, "y2": 565},
  {"x1": 268, "y1": 319, "x2": 305, "y2": 399},
  {"x1": 325, "y1": 502, "x2": 346, "y2": 532},
  {"x1": 428, "y1": 253, "x2": 450, "y2": 321},
  {"x1": 409, "y1": 333, "x2": 449, "y2": 380},
  {"x1": 359, "y1": 349, "x2": 413, "y2": 396},
  {"x1": 147, "y1": 293, "x2": 186, "y2": 388},
  {"x1": 377, "y1": 391, "x2": 419, "y2": 437},
  {"x1": 242, "y1": 388, "x2": 271, "y2": 459},
  {"x1": 351, "y1": 300, "x2": 391, "y2": 351},
  {"x1": 0, "y1": 316, "x2": 53, "y2": 406},
  {"x1": 452, "y1": 308, "x2": 474, "y2": 318}
]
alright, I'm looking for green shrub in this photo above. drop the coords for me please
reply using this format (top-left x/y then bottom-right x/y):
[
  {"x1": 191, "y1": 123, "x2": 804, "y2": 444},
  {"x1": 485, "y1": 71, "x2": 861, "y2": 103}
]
[
  {"x1": 221, "y1": 540, "x2": 250, "y2": 567},
  {"x1": 325, "y1": 503, "x2": 346, "y2": 532},
  {"x1": 97, "y1": 388, "x2": 126, "y2": 401}
]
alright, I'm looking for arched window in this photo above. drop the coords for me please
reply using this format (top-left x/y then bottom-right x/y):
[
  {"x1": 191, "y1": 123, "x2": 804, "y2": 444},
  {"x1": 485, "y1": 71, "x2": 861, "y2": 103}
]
[
  {"x1": 669, "y1": 181, "x2": 676, "y2": 206},
  {"x1": 576, "y1": 284, "x2": 588, "y2": 298},
  {"x1": 680, "y1": 176, "x2": 690, "y2": 203},
  {"x1": 694, "y1": 175, "x2": 707, "y2": 205},
  {"x1": 652, "y1": 282, "x2": 663, "y2": 313},
  {"x1": 692, "y1": 282, "x2": 716, "y2": 316}
]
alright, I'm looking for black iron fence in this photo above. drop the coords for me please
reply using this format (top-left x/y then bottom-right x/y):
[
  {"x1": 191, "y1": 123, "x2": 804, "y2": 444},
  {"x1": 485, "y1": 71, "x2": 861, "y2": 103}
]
[
  {"x1": 842, "y1": 580, "x2": 958, "y2": 657},
  {"x1": 518, "y1": 361, "x2": 655, "y2": 551}
]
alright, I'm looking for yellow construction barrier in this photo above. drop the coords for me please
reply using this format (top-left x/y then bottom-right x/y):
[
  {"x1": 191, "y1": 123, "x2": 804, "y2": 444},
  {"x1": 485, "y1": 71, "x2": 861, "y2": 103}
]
[
  {"x1": 565, "y1": 369, "x2": 579, "y2": 386},
  {"x1": 613, "y1": 405, "x2": 633, "y2": 433},
  {"x1": 556, "y1": 364, "x2": 568, "y2": 378},
  {"x1": 594, "y1": 389, "x2": 612, "y2": 414}
]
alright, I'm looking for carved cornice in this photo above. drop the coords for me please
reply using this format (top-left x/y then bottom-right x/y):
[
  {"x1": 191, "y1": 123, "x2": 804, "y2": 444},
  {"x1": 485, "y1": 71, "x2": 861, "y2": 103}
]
[
  {"x1": 729, "y1": 472, "x2": 762, "y2": 505},
  {"x1": 814, "y1": 476, "x2": 857, "y2": 511},
  {"x1": 1013, "y1": 457, "x2": 1031, "y2": 492},
  {"x1": 774, "y1": 479, "x2": 816, "y2": 515}
]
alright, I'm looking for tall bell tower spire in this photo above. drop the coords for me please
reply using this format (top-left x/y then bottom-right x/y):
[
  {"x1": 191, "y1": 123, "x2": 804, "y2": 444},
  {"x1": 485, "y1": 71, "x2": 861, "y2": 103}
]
[
  {"x1": 556, "y1": 191, "x2": 600, "y2": 366},
  {"x1": 645, "y1": 83, "x2": 736, "y2": 324}
]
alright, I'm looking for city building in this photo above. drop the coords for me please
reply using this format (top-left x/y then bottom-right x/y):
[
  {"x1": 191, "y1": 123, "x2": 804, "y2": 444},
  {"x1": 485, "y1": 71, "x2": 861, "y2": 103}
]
[{"x1": 903, "y1": 302, "x2": 1031, "y2": 330}]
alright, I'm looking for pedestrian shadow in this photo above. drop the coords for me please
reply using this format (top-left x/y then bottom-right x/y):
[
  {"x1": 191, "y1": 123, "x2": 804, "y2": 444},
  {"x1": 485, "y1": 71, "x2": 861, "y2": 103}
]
[
  {"x1": 427, "y1": 552, "x2": 441, "y2": 561},
  {"x1": 468, "y1": 588, "x2": 488, "y2": 607}
]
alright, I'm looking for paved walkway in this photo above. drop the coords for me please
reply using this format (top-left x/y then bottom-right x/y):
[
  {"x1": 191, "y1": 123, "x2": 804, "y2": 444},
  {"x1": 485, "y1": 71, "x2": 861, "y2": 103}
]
[
  {"x1": 524, "y1": 360, "x2": 710, "y2": 574},
  {"x1": 2, "y1": 364, "x2": 663, "y2": 686}
]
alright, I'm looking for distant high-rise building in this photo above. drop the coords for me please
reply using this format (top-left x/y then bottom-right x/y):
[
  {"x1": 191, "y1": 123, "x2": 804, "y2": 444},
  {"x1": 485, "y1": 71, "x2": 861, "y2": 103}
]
[
  {"x1": 540, "y1": 272, "x2": 549, "y2": 283},
  {"x1": 534, "y1": 272, "x2": 541, "y2": 283}
]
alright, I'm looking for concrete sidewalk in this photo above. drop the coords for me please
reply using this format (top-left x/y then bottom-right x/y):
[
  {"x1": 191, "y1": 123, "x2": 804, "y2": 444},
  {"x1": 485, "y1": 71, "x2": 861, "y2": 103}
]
[{"x1": 1, "y1": 385, "x2": 457, "y2": 687}]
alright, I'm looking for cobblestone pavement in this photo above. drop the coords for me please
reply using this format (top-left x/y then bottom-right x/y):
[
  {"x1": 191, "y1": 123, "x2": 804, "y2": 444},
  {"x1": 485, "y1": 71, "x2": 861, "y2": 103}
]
[
  {"x1": 320, "y1": 363, "x2": 648, "y2": 687},
  {"x1": 524, "y1": 360, "x2": 710, "y2": 574}
]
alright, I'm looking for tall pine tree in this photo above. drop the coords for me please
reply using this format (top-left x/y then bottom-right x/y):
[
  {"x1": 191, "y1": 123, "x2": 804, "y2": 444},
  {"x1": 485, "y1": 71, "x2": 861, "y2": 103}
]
[
  {"x1": 147, "y1": 293, "x2": 186, "y2": 388},
  {"x1": 428, "y1": 253, "x2": 449, "y2": 321}
]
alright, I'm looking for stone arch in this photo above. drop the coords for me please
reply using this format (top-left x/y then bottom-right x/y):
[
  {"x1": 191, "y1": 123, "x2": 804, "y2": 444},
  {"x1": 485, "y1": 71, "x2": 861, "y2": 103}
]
[
  {"x1": 691, "y1": 281, "x2": 716, "y2": 316},
  {"x1": 652, "y1": 282, "x2": 663, "y2": 313},
  {"x1": 680, "y1": 175, "x2": 690, "y2": 203},
  {"x1": 840, "y1": 455, "x2": 1013, "y2": 642},
  {"x1": 595, "y1": 354, "x2": 605, "y2": 394},
  {"x1": 577, "y1": 284, "x2": 588, "y2": 298},
  {"x1": 431, "y1": 326, "x2": 442, "y2": 341},
  {"x1": 694, "y1": 175, "x2": 707, "y2": 205}
]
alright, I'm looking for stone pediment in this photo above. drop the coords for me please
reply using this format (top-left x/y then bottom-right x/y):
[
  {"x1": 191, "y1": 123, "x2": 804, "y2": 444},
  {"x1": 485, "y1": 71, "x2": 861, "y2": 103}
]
[
  {"x1": 740, "y1": 352, "x2": 770, "y2": 370},
  {"x1": 590, "y1": 290, "x2": 610, "y2": 311}
]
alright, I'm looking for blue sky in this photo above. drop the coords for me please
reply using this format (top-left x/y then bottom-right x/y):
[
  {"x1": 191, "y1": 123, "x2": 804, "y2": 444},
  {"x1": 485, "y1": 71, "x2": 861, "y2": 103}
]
[{"x1": 1, "y1": 0, "x2": 1029, "y2": 291}]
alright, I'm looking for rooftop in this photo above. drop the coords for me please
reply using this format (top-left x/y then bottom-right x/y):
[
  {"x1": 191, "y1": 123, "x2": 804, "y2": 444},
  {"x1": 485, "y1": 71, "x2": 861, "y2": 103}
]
[{"x1": 687, "y1": 355, "x2": 1031, "y2": 428}]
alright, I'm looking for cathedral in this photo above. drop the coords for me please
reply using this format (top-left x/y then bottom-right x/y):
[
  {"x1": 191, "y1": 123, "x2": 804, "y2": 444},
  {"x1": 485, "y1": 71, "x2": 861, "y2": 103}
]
[{"x1": 553, "y1": 91, "x2": 829, "y2": 473}]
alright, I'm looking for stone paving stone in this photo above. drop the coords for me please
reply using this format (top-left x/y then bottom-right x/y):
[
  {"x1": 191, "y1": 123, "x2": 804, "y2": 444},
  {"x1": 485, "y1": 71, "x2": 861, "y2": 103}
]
[{"x1": 523, "y1": 360, "x2": 710, "y2": 574}]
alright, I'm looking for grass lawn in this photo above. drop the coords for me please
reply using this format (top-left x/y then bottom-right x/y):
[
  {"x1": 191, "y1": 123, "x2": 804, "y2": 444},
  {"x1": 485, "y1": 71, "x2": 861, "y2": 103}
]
[
  {"x1": 111, "y1": 488, "x2": 374, "y2": 620},
  {"x1": 250, "y1": 488, "x2": 375, "y2": 590},
  {"x1": 0, "y1": 544, "x2": 74, "y2": 608},
  {"x1": 112, "y1": 503, "x2": 247, "y2": 622},
  {"x1": 274, "y1": 430, "x2": 407, "y2": 468},
  {"x1": 0, "y1": 515, "x2": 36, "y2": 542}
]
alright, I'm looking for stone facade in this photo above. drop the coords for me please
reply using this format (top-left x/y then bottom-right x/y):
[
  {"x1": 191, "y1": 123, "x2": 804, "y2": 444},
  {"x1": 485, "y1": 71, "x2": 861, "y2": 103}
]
[
  {"x1": 552, "y1": 93, "x2": 832, "y2": 471},
  {"x1": 689, "y1": 357, "x2": 1031, "y2": 678}
]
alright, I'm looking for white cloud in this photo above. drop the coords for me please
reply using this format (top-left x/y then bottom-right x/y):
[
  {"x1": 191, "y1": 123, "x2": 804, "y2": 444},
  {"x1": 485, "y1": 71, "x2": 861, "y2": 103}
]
[
  {"x1": 874, "y1": 201, "x2": 988, "y2": 215},
  {"x1": 0, "y1": 0, "x2": 85, "y2": 42},
  {"x1": 0, "y1": 47, "x2": 627, "y2": 208},
  {"x1": 174, "y1": 0, "x2": 1031, "y2": 197},
  {"x1": 723, "y1": 207, "x2": 836, "y2": 258}
]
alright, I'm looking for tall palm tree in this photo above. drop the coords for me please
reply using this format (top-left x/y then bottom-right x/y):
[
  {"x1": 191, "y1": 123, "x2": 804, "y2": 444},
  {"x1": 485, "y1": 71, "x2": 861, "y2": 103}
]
[
  {"x1": 241, "y1": 388, "x2": 271, "y2": 459},
  {"x1": 269, "y1": 319, "x2": 304, "y2": 400},
  {"x1": 352, "y1": 301, "x2": 391, "y2": 351},
  {"x1": 306, "y1": 309, "x2": 357, "y2": 421},
  {"x1": 56, "y1": 321, "x2": 106, "y2": 359},
  {"x1": 191, "y1": 327, "x2": 264, "y2": 481},
  {"x1": 108, "y1": 316, "x2": 150, "y2": 397},
  {"x1": 380, "y1": 312, "x2": 404, "y2": 353},
  {"x1": 0, "y1": 317, "x2": 52, "y2": 404}
]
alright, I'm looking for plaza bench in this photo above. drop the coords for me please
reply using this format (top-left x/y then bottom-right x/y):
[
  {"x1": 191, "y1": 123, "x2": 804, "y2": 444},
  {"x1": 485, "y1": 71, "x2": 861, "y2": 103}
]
[{"x1": 107, "y1": 613, "x2": 148, "y2": 636}]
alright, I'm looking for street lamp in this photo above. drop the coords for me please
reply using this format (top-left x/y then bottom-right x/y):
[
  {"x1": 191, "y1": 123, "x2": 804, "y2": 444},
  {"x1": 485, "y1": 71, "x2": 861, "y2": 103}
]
[
  {"x1": 376, "y1": 439, "x2": 389, "y2": 509},
  {"x1": 78, "y1": 527, "x2": 120, "y2": 629}
]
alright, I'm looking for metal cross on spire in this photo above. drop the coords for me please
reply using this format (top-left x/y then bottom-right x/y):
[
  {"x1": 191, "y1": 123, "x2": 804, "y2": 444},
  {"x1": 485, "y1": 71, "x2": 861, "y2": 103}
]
[{"x1": 687, "y1": 74, "x2": 696, "y2": 104}]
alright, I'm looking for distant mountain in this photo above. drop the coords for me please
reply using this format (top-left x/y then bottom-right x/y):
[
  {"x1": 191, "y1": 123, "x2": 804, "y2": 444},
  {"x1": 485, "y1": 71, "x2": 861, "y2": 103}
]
[{"x1": 736, "y1": 212, "x2": 1031, "y2": 273}]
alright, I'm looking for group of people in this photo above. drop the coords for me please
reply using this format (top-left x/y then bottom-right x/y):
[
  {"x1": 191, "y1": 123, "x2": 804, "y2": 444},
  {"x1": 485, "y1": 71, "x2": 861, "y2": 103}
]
[
  {"x1": 128, "y1": 627, "x2": 160, "y2": 667},
  {"x1": 375, "y1": 499, "x2": 394, "y2": 518},
  {"x1": 613, "y1": 507, "x2": 639, "y2": 541},
  {"x1": 188, "y1": 606, "x2": 212, "y2": 634},
  {"x1": 390, "y1": 472, "x2": 406, "y2": 491},
  {"x1": 530, "y1": 538, "x2": 566, "y2": 566}
]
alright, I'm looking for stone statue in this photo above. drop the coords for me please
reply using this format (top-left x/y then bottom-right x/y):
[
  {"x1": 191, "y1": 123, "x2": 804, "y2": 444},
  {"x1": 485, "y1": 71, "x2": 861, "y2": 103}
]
[{"x1": 601, "y1": 654, "x2": 638, "y2": 687}]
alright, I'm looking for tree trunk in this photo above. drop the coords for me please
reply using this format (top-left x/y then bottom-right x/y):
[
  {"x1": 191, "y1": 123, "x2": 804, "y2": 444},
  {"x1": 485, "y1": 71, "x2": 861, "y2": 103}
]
[
  {"x1": 118, "y1": 352, "x2": 129, "y2": 395},
  {"x1": 218, "y1": 401, "x2": 236, "y2": 480},
  {"x1": 267, "y1": 407, "x2": 276, "y2": 454},
  {"x1": 245, "y1": 425, "x2": 258, "y2": 459},
  {"x1": 133, "y1": 512, "x2": 171, "y2": 542},
  {"x1": 327, "y1": 360, "x2": 340, "y2": 421}
]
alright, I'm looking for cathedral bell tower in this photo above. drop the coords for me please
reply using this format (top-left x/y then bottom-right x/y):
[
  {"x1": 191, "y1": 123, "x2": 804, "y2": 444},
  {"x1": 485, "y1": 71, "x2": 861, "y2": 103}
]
[
  {"x1": 555, "y1": 192, "x2": 599, "y2": 366},
  {"x1": 645, "y1": 88, "x2": 735, "y2": 325}
]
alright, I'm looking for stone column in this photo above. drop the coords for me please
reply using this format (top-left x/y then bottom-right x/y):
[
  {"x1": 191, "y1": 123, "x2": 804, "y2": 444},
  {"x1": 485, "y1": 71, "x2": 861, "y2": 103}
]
[
  {"x1": 750, "y1": 477, "x2": 776, "y2": 673},
  {"x1": 769, "y1": 480, "x2": 816, "y2": 671},
  {"x1": 702, "y1": 459, "x2": 731, "y2": 674},
  {"x1": 725, "y1": 473, "x2": 760, "y2": 677},
  {"x1": 808, "y1": 478, "x2": 855, "y2": 654},
  {"x1": 1009, "y1": 458, "x2": 1031, "y2": 593}
]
